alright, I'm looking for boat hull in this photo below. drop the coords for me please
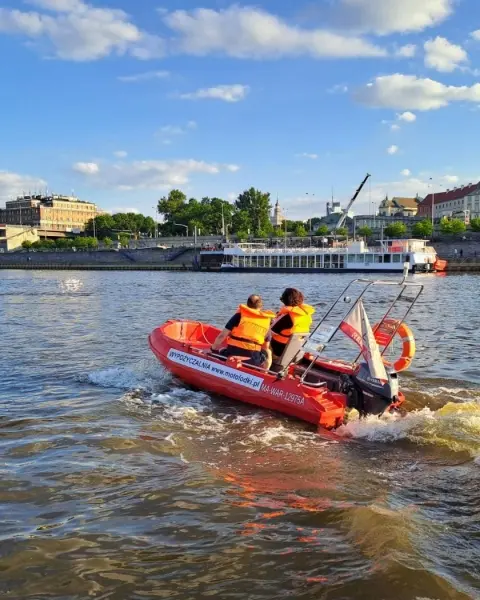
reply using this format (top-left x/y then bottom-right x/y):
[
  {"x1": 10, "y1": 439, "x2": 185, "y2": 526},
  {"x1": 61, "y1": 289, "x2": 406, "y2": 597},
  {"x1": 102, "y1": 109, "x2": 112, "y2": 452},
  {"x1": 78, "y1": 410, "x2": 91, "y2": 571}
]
[{"x1": 149, "y1": 320, "x2": 346, "y2": 430}]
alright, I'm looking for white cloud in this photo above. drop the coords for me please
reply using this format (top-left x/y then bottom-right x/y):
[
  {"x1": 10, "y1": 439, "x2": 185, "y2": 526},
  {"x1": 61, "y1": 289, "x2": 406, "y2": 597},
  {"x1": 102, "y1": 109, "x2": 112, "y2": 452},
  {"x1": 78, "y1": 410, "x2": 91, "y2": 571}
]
[
  {"x1": 73, "y1": 162, "x2": 99, "y2": 174},
  {"x1": 390, "y1": 124, "x2": 400, "y2": 131},
  {"x1": 442, "y1": 174, "x2": 459, "y2": 183},
  {"x1": 118, "y1": 70, "x2": 169, "y2": 83},
  {"x1": 0, "y1": 170, "x2": 47, "y2": 200},
  {"x1": 472, "y1": 30, "x2": 480, "y2": 41},
  {"x1": 72, "y1": 158, "x2": 237, "y2": 190},
  {"x1": 356, "y1": 74, "x2": 480, "y2": 110},
  {"x1": 424, "y1": 36, "x2": 467, "y2": 72},
  {"x1": 328, "y1": 84, "x2": 348, "y2": 93},
  {"x1": 113, "y1": 150, "x2": 127, "y2": 158},
  {"x1": 163, "y1": 6, "x2": 386, "y2": 59},
  {"x1": 397, "y1": 111, "x2": 417, "y2": 122},
  {"x1": 401, "y1": 169, "x2": 411, "y2": 176},
  {"x1": 157, "y1": 121, "x2": 199, "y2": 137},
  {"x1": 297, "y1": 153, "x2": 319, "y2": 160},
  {"x1": 0, "y1": 0, "x2": 164, "y2": 61},
  {"x1": 332, "y1": 0, "x2": 454, "y2": 35},
  {"x1": 180, "y1": 84, "x2": 249, "y2": 103},
  {"x1": 387, "y1": 145, "x2": 399, "y2": 154},
  {"x1": 395, "y1": 44, "x2": 417, "y2": 58},
  {"x1": 226, "y1": 164, "x2": 240, "y2": 172}
]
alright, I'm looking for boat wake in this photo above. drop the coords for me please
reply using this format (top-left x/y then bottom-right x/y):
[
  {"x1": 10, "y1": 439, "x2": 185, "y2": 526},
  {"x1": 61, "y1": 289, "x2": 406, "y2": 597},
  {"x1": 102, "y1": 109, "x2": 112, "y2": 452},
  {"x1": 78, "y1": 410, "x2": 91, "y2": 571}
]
[{"x1": 85, "y1": 362, "x2": 480, "y2": 461}]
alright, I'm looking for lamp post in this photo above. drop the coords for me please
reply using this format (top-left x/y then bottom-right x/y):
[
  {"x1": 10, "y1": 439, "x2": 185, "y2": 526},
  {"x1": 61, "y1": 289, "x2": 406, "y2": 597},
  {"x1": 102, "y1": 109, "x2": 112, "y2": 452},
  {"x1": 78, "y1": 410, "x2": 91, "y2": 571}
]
[
  {"x1": 152, "y1": 205, "x2": 159, "y2": 238},
  {"x1": 174, "y1": 223, "x2": 188, "y2": 237},
  {"x1": 429, "y1": 178, "x2": 435, "y2": 235}
]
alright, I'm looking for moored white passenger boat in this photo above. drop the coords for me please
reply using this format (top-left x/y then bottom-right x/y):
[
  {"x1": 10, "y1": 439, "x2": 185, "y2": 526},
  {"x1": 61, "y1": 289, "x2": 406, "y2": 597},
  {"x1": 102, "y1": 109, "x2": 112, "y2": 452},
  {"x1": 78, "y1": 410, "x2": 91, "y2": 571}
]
[{"x1": 205, "y1": 239, "x2": 439, "y2": 273}]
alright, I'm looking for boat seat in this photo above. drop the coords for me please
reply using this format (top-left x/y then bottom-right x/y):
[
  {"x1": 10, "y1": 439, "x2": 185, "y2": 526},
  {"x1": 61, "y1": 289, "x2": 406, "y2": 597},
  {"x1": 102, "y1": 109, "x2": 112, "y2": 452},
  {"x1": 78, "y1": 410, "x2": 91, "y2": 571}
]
[{"x1": 271, "y1": 333, "x2": 308, "y2": 372}]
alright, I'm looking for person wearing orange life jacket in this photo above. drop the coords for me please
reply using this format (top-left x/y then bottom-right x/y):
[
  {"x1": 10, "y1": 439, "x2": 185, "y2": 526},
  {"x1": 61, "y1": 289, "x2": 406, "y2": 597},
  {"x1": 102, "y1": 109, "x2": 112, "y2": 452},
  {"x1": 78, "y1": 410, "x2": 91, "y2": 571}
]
[
  {"x1": 270, "y1": 288, "x2": 315, "y2": 358},
  {"x1": 211, "y1": 294, "x2": 276, "y2": 368}
]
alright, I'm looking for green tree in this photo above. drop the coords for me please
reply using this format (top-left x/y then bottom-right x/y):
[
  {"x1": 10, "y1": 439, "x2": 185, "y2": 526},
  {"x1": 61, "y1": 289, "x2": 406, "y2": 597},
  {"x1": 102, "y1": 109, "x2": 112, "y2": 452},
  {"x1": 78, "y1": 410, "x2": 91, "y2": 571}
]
[
  {"x1": 470, "y1": 217, "x2": 480, "y2": 232},
  {"x1": 22, "y1": 240, "x2": 32, "y2": 249},
  {"x1": 85, "y1": 214, "x2": 115, "y2": 239},
  {"x1": 293, "y1": 223, "x2": 307, "y2": 237},
  {"x1": 103, "y1": 237, "x2": 113, "y2": 248},
  {"x1": 440, "y1": 218, "x2": 452, "y2": 234},
  {"x1": 55, "y1": 238, "x2": 74, "y2": 249},
  {"x1": 232, "y1": 209, "x2": 251, "y2": 235},
  {"x1": 158, "y1": 189, "x2": 187, "y2": 224},
  {"x1": 235, "y1": 188, "x2": 271, "y2": 236},
  {"x1": 336, "y1": 227, "x2": 348, "y2": 237},
  {"x1": 450, "y1": 218, "x2": 466, "y2": 234},
  {"x1": 412, "y1": 219, "x2": 433, "y2": 237},
  {"x1": 384, "y1": 222, "x2": 407, "y2": 238},
  {"x1": 315, "y1": 224, "x2": 329, "y2": 236},
  {"x1": 236, "y1": 230, "x2": 249, "y2": 241},
  {"x1": 358, "y1": 226, "x2": 373, "y2": 238}
]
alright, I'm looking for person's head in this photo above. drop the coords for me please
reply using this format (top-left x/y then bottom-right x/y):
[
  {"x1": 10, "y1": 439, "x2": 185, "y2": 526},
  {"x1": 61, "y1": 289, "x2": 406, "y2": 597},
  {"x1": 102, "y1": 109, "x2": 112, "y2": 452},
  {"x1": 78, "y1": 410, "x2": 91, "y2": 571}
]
[
  {"x1": 280, "y1": 287, "x2": 304, "y2": 307},
  {"x1": 247, "y1": 294, "x2": 263, "y2": 309}
]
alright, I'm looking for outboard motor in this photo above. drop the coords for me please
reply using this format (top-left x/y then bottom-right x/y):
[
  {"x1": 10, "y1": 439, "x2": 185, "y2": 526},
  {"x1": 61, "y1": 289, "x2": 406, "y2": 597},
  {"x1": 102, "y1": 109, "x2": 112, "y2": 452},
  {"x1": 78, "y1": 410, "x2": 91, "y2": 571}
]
[{"x1": 347, "y1": 362, "x2": 399, "y2": 416}]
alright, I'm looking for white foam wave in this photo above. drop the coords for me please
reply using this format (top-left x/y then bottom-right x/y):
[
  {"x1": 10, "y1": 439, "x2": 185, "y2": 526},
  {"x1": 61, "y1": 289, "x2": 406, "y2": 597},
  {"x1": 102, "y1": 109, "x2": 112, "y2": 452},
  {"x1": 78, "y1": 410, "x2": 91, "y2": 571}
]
[
  {"x1": 337, "y1": 403, "x2": 480, "y2": 458},
  {"x1": 85, "y1": 359, "x2": 168, "y2": 392}
]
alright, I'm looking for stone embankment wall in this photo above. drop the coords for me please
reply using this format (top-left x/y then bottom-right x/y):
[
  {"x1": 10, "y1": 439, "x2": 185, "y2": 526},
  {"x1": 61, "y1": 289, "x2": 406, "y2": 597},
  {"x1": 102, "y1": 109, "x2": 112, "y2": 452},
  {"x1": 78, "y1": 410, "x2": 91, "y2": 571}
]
[{"x1": 0, "y1": 247, "x2": 197, "y2": 269}]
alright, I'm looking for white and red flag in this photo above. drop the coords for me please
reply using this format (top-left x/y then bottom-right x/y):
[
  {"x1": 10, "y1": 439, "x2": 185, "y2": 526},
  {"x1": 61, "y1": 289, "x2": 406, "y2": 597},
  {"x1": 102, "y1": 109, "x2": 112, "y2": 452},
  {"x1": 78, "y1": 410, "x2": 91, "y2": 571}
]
[{"x1": 339, "y1": 300, "x2": 388, "y2": 382}]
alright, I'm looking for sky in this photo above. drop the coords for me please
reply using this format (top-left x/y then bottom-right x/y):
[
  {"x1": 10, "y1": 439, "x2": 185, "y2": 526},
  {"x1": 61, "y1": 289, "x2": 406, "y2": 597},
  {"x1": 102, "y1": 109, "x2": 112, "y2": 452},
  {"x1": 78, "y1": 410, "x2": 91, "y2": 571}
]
[{"x1": 1, "y1": 0, "x2": 480, "y2": 220}]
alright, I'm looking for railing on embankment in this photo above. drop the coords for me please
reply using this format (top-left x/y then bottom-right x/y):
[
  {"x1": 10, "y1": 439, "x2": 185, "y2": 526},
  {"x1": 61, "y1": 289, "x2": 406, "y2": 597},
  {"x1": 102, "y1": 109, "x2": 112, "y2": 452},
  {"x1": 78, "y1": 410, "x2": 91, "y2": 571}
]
[
  {"x1": 441, "y1": 258, "x2": 480, "y2": 272},
  {"x1": 0, "y1": 263, "x2": 193, "y2": 271}
]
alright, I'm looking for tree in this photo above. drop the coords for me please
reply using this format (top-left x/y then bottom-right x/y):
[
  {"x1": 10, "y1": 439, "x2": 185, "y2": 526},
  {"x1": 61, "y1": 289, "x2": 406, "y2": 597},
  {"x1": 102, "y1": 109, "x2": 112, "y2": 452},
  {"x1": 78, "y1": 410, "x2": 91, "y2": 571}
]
[
  {"x1": 232, "y1": 209, "x2": 251, "y2": 235},
  {"x1": 358, "y1": 226, "x2": 373, "y2": 238},
  {"x1": 85, "y1": 214, "x2": 115, "y2": 239},
  {"x1": 315, "y1": 224, "x2": 329, "y2": 236},
  {"x1": 336, "y1": 227, "x2": 348, "y2": 237},
  {"x1": 235, "y1": 188, "x2": 271, "y2": 236},
  {"x1": 384, "y1": 222, "x2": 407, "y2": 238},
  {"x1": 103, "y1": 237, "x2": 113, "y2": 248},
  {"x1": 412, "y1": 219, "x2": 433, "y2": 238},
  {"x1": 158, "y1": 189, "x2": 187, "y2": 223},
  {"x1": 470, "y1": 217, "x2": 480, "y2": 232},
  {"x1": 118, "y1": 233, "x2": 130, "y2": 247},
  {"x1": 55, "y1": 238, "x2": 74, "y2": 249},
  {"x1": 236, "y1": 230, "x2": 249, "y2": 241},
  {"x1": 440, "y1": 218, "x2": 465, "y2": 234},
  {"x1": 293, "y1": 223, "x2": 307, "y2": 237},
  {"x1": 22, "y1": 240, "x2": 32, "y2": 249}
]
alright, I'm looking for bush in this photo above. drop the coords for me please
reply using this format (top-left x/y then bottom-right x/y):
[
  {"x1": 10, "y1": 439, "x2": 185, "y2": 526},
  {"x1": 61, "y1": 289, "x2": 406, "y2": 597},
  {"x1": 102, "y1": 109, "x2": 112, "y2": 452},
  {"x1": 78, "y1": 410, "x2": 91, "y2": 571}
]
[
  {"x1": 22, "y1": 240, "x2": 32, "y2": 249},
  {"x1": 336, "y1": 227, "x2": 348, "y2": 237},
  {"x1": 103, "y1": 236, "x2": 113, "y2": 248}
]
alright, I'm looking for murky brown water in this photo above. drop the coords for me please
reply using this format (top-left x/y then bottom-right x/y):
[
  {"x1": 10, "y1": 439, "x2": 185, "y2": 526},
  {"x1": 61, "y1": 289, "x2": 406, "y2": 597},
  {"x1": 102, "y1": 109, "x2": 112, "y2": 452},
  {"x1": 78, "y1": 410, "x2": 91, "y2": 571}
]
[{"x1": 1, "y1": 270, "x2": 479, "y2": 599}]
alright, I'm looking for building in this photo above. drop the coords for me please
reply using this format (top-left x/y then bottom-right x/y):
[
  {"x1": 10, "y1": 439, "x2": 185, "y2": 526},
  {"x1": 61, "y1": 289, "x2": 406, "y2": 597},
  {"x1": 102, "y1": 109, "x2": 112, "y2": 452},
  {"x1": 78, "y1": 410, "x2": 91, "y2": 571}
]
[
  {"x1": 0, "y1": 224, "x2": 39, "y2": 252},
  {"x1": 353, "y1": 214, "x2": 422, "y2": 233},
  {"x1": 0, "y1": 194, "x2": 103, "y2": 236},
  {"x1": 418, "y1": 182, "x2": 480, "y2": 222},
  {"x1": 270, "y1": 199, "x2": 285, "y2": 227},
  {"x1": 378, "y1": 196, "x2": 420, "y2": 217}
]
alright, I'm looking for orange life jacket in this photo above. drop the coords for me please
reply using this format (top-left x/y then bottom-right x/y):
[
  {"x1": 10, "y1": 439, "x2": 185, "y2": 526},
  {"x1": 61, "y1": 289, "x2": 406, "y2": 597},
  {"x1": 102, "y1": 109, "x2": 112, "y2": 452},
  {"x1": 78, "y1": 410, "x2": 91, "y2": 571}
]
[
  {"x1": 271, "y1": 304, "x2": 315, "y2": 345},
  {"x1": 228, "y1": 304, "x2": 276, "y2": 352}
]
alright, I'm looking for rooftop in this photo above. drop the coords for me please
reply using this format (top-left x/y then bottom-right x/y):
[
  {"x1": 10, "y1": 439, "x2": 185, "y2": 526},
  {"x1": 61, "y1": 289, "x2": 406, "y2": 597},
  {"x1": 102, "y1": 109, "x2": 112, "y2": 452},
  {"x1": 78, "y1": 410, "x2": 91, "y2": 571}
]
[{"x1": 420, "y1": 182, "x2": 480, "y2": 207}]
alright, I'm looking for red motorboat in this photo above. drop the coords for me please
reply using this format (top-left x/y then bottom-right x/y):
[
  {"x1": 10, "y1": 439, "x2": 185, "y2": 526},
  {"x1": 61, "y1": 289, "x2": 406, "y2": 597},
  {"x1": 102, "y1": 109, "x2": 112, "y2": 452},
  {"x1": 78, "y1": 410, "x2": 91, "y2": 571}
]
[{"x1": 149, "y1": 273, "x2": 423, "y2": 431}]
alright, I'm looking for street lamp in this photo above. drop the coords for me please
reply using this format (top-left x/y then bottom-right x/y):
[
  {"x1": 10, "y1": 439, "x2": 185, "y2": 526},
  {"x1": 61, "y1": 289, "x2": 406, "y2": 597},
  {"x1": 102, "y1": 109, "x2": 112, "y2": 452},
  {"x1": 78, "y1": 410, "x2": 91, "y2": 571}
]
[
  {"x1": 152, "y1": 205, "x2": 159, "y2": 238},
  {"x1": 174, "y1": 223, "x2": 188, "y2": 236}
]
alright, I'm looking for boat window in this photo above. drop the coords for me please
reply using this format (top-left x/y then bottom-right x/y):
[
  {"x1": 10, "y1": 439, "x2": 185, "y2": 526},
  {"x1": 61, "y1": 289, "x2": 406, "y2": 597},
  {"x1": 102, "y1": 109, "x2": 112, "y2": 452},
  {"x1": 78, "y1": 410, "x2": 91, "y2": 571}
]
[
  {"x1": 238, "y1": 256, "x2": 244, "y2": 267},
  {"x1": 356, "y1": 254, "x2": 365, "y2": 263},
  {"x1": 264, "y1": 255, "x2": 270, "y2": 268},
  {"x1": 331, "y1": 254, "x2": 339, "y2": 268},
  {"x1": 279, "y1": 255, "x2": 285, "y2": 268},
  {"x1": 375, "y1": 254, "x2": 383, "y2": 263},
  {"x1": 271, "y1": 255, "x2": 278, "y2": 268},
  {"x1": 384, "y1": 254, "x2": 391, "y2": 263},
  {"x1": 308, "y1": 255, "x2": 315, "y2": 268},
  {"x1": 339, "y1": 255, "x2": 345, "y2": 267},
  {"x1": 348, "y1": 254, "x2": 356, "y2": 262},
  {"x1": 293, "y1": 255, "x2": 300, "y2": 268},
  {"x1": 392, "y1": 254, "x2": 401, "y2": 263},
  {"x1": 301, "y1": 256, "x2": 308, "y2": 268},
  {"x1": 324, "y1": 255, "x2": 331, "y2": 268},
  {"x1": 258, "y1": 255, "x2": 264, "y2": 267},
  {"x1": 251, "y1": 255, "x2": 258, "y2": 267},
  {"x1": 286, "y1": 255, "x2": 293, "y2": 268}
]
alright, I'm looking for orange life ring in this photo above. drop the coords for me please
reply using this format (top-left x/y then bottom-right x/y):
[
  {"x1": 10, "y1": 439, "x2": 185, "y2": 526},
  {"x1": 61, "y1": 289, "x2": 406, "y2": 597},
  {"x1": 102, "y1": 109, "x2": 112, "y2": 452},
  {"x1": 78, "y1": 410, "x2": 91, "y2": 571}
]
[{"x1": 372, "y1": 319, "x2": 416, "y2": 373}]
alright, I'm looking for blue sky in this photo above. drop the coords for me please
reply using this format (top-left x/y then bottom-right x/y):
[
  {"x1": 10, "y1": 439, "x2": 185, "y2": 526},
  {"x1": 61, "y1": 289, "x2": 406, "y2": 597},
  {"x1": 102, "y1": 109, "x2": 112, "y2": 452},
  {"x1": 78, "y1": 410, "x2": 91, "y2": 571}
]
[{"x1": 1, "y1": 0, "x2": 480, "y2": 219}]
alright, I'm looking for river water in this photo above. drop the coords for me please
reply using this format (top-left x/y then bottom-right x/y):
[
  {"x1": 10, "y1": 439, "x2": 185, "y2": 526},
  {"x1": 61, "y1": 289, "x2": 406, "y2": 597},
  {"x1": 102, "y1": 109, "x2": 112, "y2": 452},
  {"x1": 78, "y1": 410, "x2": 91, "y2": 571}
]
[{"x1": 1, "y1": 270, "x2": 479, "y2": 600}]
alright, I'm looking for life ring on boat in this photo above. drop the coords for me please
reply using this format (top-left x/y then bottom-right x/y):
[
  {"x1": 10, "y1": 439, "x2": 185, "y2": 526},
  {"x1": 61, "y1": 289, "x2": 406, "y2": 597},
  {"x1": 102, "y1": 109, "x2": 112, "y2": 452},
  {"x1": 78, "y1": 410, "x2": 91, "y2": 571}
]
[{"x1": 372, "y1": 319, "x2": 416, "y2": 372}]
